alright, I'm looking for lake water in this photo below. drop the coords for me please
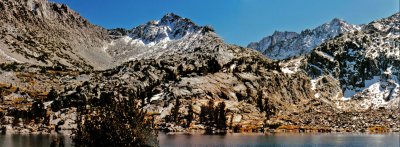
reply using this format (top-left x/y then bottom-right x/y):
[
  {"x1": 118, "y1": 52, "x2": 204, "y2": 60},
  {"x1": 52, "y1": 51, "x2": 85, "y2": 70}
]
[{"x1": 0, "y1": 133, "x2": 398, "y2": 147}]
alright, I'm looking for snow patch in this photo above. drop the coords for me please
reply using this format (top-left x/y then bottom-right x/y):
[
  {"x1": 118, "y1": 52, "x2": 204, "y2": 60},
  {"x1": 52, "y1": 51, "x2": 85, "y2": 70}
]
[
  {"x1": 150, "y1": 93, "x2": 163, "y2": 102},
  {"x1": 314, "y1": 93, "x2": 320, "y2": 98},
  {"x1": 44, "y1": 101, "x2": 53, "y2": 109},
  {"x1": 280, "y1": 57, "x2": 303, "y2": 74},
  {"x1": 315, "y1": 50, "x2": 335, "y2": 62},
  {"x1": 343, "y1": 76, "x2": 381, "y2": 99},
  {"x1": 311, "y1": 78, "x2": 319, "y2": 90},
  {"x1": 281, "y1": 67, "x2": 294, "y2": 74}
]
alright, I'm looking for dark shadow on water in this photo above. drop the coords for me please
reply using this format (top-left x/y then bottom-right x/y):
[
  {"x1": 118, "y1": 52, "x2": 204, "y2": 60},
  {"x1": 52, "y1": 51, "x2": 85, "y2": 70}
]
[
  {"x1": 0, "y1": 134, "x2": 73, "y2": 147},
  {"x1": 0, "y1": 133, "x2": 399, "y2": 147}
]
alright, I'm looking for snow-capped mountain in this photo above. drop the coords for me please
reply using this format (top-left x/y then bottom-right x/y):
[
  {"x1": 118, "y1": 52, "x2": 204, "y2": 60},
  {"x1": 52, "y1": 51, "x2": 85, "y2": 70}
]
[
  {"x1": 248, "y1": 18, "x2": 361, "y2": 60},
  {"x1": 129, "y1": 13, "x2": 203, "y2": 45},
  {"x1": 306, "y1": 13, "x2": 399, "y2": 110},
  {"x1": 247, "y1": 31, "x2": 298, "y2": 53},
  {"x1": 105, "y1": 13, "x2": 223, "y2": 65}
]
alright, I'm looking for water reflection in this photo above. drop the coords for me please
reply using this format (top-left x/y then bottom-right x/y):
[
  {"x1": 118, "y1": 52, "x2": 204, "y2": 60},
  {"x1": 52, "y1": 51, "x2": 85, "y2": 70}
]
[
  {"x1": 0, "y1": 133, "x2": 398, "y2": 147},
  {"x1": 0, "y1": 134, "x2": 73, "y2": 147},
  {"x1": 159, "y1": 133, "x2": 400, "y2": 147}
]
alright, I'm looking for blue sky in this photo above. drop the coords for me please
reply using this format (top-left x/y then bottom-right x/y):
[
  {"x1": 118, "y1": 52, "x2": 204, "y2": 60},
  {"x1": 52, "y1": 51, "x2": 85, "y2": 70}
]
[{"x1": 52, "y1": 0, "x2": 398, "y2": 46}]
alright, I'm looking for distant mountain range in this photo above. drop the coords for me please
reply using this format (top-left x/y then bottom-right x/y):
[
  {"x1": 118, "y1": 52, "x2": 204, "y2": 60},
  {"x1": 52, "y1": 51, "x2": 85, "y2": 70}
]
[
  {"x1": 248, "y1": 18, "x2": 361, "y2": 59},
  {"x1": 0, "y1": 0, "x2": 398, "y2": 134}
]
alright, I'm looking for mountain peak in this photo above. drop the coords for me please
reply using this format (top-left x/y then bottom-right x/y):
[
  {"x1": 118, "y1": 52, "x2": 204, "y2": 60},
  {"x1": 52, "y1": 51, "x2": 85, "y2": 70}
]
[
  {"x1": 273, "y1": 31, "x2": 291, "y2": 35},
  {"x1": 324, "y1": 18, "x2": 355, "y2": 29},
  {"x1": 330, "y1": 18, "x2": 345, "y2": 24},
  {"x1": 160, "y1": 13, "x2": 182, "y2": 24},
  {"x1": 315, "y1": 17, "x2": 360, "y2": 35},
  {"x1": 127, "y1": 13, "x2": 207, "y2": 45},
  {"x1": 105, "y1": 13, "x2": 222, "y2": 64},
  {"x1": 160, "y1": 13, "x2": 182, "y2": 21},
  {"x1": 248, "y1": 17, "x2": 360, "y2": 60},
  {"x1": 272, "y1": 31, "x2": 298, "y2": 37},
  {"x1": 159, "y1": 13, "x2": 198, "y2": 29}
]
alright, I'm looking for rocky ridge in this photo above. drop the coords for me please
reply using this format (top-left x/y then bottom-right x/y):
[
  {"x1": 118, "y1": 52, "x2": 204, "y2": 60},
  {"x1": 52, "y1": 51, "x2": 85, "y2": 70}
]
[
  {"x1": 248, "y1": 18, "x2": 361, "y2": 59},
  {"x1": 0, "y1": 0, "x2": 111, "y2": 70},
  {"x1": 305, "y1": 13, "x2": 400, "y2": 111}
]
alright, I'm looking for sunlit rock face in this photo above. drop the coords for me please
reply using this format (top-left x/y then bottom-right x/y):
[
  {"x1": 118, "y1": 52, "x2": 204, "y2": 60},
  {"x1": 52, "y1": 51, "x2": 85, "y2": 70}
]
[{"x1": 0, "y1": 0, "x2": 111, "y2": 70}]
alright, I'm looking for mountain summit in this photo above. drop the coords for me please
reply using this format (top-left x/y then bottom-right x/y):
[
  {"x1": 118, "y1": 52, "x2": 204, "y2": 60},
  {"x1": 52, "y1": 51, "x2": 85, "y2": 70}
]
[
  {"x1": 248, "y1": 18, "x2": 361, "y2": 59},
  {"x1": 128, "y1": 13, "x2": 205, "y2": 45},
  {"x1": 105, "y1": 13, "x2": 220, "y2": 65}
]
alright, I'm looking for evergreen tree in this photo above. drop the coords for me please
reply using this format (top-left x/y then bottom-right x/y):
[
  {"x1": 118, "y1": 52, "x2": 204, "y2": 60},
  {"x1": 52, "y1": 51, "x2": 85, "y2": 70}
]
[
  {"x1": 199, "y1": 105, "x2": 208, "y2": 124},
  {"x1": 47, "y1": 87, "x2": 58, "y2": 101},
  {"x1": 51, "y1": 99, "x2": 62, "y2": 112},
  {"x1": 172, "y1": 97, "x2": 180, "y2": 124},
  {"x1": 216, "y1": 102, "x2": 227, "y2": 130},
  {"x1": 264, "y1": 97, "x2": 271, "y2": 119},
  {"x1": 213, "y1": 105, "x2": 219, "y2": 127},
  {"x1": 30, "y1": 100, "x2": 45, "y2": 123},
  {"x1": 229, "y1": 113, "x2": 234, "y2": 130},
  {"x1": 257, "y1": 91, "x2": 264, "y2": 112},
  {"x1": 207, "y1": 100, "x2": 215, "y2": 126},
  {"x1": 0, "y1": 87, "x2": 3, "y2": 103},
  {"x1": 98, "y1": 92, "x2": 113, "y2": 107},
  {"x1": 200, "y1": 100, "x2": 229, "y2": 133},
  {"x1": 186, "y1": 104, "x2": 193, "y2": 128},
  {"x1": 73, "y1": 98, "x2": 158, "y2": 147}
]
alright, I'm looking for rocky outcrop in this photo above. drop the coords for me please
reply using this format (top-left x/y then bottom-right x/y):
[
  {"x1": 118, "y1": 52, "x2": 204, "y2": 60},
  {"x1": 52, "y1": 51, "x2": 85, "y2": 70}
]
[
  {"x1": 95, "y1": 42, "x2": 315, "y2": 131},
  {"x1": 306, "y1": 13, "x2": 400, "y2": 110},
  {"x1": 0, "y1": 0, "x2": 111, "y2": 69}
]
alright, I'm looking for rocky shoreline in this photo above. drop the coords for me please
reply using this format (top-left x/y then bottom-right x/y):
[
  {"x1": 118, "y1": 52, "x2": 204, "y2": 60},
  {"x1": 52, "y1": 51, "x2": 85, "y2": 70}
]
[
  {"x1": 1, "y1": 127, "x2": 398, "y2": 136},
  {"x1": 2, "y1": 110, "x2": 398, "y2": 135}
]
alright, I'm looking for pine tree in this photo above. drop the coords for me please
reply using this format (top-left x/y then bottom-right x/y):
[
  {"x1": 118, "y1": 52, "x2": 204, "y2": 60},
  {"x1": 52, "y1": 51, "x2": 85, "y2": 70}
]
[
  {"x1": 213, "y1": 105, "x2": 219, "y2": 127},
  {"x1": 51, "y1": 99, "x2": 62, "y2": 112},
  {"x1": 207, "y1": 100, "x2": 215, "y2": 127},
  {"x1": 200, "y1": 105, "x2": 208, "y2": 124},
  {"x1": 186, "y1": 104, "x2": 193, "y2": 128},
  {"x1": 229, "y1": 113, "x2": 234, "y2": 130},
  {"x1": 172, "y1": 97, "x2": 180, "y2": 124},
  {"x1": 30, "y1": 100, "x2": 45, "y2": 123},
  {"x1": 47, "y1": 87, "x2": 58, "y2": 101},
  {"x1": 257, "y1": 91, "x2": 264, "y2": 112},
  {"x1": 264, "y1": 97, "x2": 271, "y2": 119},
  {"x1": 216, "y1": 102, "x2": 227, "y2": 130},
  {"x1": 0, "y1": 87, "x2": 3, "y2": 103},
  {"x1": 73, "y1": 98, "x2": 158, "y2": 147}
]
